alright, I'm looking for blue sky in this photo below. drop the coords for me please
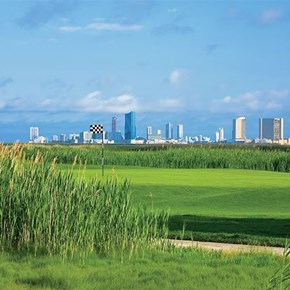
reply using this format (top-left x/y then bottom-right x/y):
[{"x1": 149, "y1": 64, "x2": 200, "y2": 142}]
[{"x1": 0, "y1": 0, "x2": 290, "y2": 142}]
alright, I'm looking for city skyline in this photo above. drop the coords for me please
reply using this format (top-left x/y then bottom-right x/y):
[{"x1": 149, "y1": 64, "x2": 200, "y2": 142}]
[
  {"x1": 28, "y1": 112, "x2": 287, "y2": 144},
  {"x1": 1, "y1": 1, "x2": 290, "y2": 142}
]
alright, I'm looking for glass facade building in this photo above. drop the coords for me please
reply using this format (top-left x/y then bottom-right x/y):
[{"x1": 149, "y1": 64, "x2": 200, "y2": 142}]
[
  {"x1": 177, "y1": 124, "x2": 183, "y2": 140},
  {"x1": 259, "y1": 118, "x2": 284, "y2": 141},
  {"x1": 125, "y1": 111, "x2": 136, "y2": 140},
  {"x1": 166, "y1": 122, "x2": 173, "y2": 139}
]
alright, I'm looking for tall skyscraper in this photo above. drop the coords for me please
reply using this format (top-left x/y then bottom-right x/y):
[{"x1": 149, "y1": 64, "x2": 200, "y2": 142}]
[
  {"x1": 147, "y1": 126, "x2": 152, "y2": 139},
  {"x1": 125, "y1": 111, "x2": 136, "y2": 140},
  {"x1": 112, "y1": 117, "x2": 117, "y2": 132},
  {"x1": 215, "y1": 131, "x2": 219, "y2": 142},
  {"x1": 232, "y1": 117, "x2": 246, "y2": 142},
  {"x1": 215, "y1": 128, "x2": 224, "y2": 142},
  {"x1": 219, "y1": 128, "x2": 224, "y2": 141},
  {"x1": 29, "y1": 127, "x2": 39, "y2": 141},
  {"x1": 259, "y1": 118, "x2": 284, "y2": 141},
  {"x1": 177, "y1": 124, "x2": 183, "y2": 140},
  {"x1": 166, "y1": 122, "x2": 173, "y2": 139}
]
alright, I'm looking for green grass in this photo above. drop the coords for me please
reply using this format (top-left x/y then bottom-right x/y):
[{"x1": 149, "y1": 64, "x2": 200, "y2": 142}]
[
  {"x1": 76, "y1": 165, "x2": 290, "y2": 246},
  {"x1": 0, "y1": 145, "x2": 168, "y2": 259},
  {"x1": 0, "y1": 249, "x2": 282, "y2": 290}
]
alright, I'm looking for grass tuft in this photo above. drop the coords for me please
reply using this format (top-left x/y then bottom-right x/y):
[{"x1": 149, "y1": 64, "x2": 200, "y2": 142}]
[{"x1": 0, "y1": 145, "x2": 168, "y2": 260}]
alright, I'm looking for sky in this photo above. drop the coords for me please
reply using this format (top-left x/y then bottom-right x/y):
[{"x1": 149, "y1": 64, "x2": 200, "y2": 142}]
[{"x1": 0, "y1": 0, "x2": 290, "y2": 142}]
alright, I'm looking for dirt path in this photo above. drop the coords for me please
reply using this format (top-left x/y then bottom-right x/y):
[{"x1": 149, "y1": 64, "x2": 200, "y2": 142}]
[{"x1": 169, "y1": 239, "x2": 285, "y2": 255}]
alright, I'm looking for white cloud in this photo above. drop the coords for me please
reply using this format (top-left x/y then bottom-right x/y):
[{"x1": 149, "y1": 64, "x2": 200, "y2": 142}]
[
  {"x1": 77, "y1": 91, "x2": 139, "y2": 113},
  {"x1": 1, "y1": 90, "x2": 184, "y2": 115},
  {"x1": 169, "y1": 69, "x2": 186, "y2": 85},
  {"x1": 0, "y1": 100, "x2": 6, "y2": 109},
  {"x1": 85, "y1": 22, "x2": 143, "y2": 31},
  {"x1": 223, "y1": 96, "x2": 231, "y2": 103},
  {"x1": 265, "y1": 101, "x2": 281, "y2": 110},
  {"x1": 240, "y1": 91, "x2": 262, "y2": 110},
  {"x1": 269, "y1": 89, "x2": 289, "y2": 98},
  {"x1": 59, "y1": 22, "x2": 143, "y2": 32},
  {"x1": 39, "y1": 98, "x2": 64, "y2": 110},
  {"x1": 259, "y1": 9, "x2": 283, "y2": 24},
  {"x1": 159, "y1": 98, "x2": 182, "y2": 109},
  {"x1": 139, "y1": 97, "x2": 183, "y2": 112},
  {"x1": 211, "y1": 89, "x2": 288, "y2": 113},
  {"x1": 59, "y1": 26, "x2": 81, "y2": 32}
]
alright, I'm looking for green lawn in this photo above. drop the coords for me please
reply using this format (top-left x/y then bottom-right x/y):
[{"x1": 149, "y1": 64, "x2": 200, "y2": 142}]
[
  {"x1": 0, "y1": 249, "x2": 281, "y2": 290},
  {"x1": 79, "y1": 166, "x2": 290, "y2": 245}
]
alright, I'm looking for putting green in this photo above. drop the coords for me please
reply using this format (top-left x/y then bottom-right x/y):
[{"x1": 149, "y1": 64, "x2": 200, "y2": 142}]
[{"x1": 83, "y1": 166, "x2": 290, "y2": 218}]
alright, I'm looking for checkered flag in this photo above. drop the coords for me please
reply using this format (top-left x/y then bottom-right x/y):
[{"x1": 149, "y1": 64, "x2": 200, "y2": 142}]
[{"x1": 90, "y1": 124, "x2": 104, "y2": 134}]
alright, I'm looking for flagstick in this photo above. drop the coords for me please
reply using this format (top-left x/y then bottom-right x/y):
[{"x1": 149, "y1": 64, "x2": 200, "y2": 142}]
[
  {"x1": 90, "y1": 124, "x2": 104, "y2": 178},
  {"x1": 102, "y1": 130, "x2": 104, "y2": 177}
]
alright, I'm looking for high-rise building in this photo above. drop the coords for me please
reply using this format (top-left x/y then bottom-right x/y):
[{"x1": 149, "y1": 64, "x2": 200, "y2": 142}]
[
  {"x1": 112, "y1": 117, "x2": 117, "y2": 132},
  {"x1": 79, "y1": 131, "x2": 92, "y2": 143},
  {"x1": 166, "y1": 122, "x2": 173, "y2": 139},
  {"x1": 30, "y1": 127, "x2": 39, "y2": 141},
  {"x1": 215, "y1": 131, "x2": 219, "y2": 142},
  {"x1": 215, "y1": 128, "x2": 224, "y2": 142},
  {"x1": 177, "y1": 124, "x2": 183, "y2": 140},
  {"x1": 259, "y1": 118, "x2": 284, "y2": 141},
  {"x1": 147, "y1": 126, "x2": 152, "y2": 139},
  {"x1": 232, "y1": 117, "x2": 246, "y2": 142},
  {"x1": 219, "y1": 128, "x2": 224, "y2": 141},
  {"x1": 125, "y1": 111, "x2": 136, "y2": 140},
  {"x1": 68, "y1": 133, "x2": 79, "y2": 143},
  {"x1": 52, "y1": 135, "x2": 59, "y2": 142},
  {"x1": 60, "y1": 133, "x2": 66, "y2": 142}
]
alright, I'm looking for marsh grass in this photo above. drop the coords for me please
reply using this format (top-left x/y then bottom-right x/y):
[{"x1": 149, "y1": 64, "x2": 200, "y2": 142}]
[
  {"x1": 268, "y1": 240, "x2": 290, "y2": 289},
  {"x1": 0, "y1": 247, "x2": 281, "y2": 290},
  {"x1": 23, "y1": 144, "x2": 290, "y2": 172},
  {"x1": 0, "y1": 144, "x2": 168, "y2": 260}
]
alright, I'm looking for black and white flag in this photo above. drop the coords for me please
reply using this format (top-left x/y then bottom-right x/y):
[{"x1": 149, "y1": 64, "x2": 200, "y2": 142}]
[{"x1": 90, "y1": 124, "x2": 104, "y2": 134}]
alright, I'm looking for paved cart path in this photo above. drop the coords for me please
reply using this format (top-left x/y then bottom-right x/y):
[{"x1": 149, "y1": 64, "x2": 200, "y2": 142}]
[{"x1": 169, "y1": 239, "x2": 285, "y2": 255}]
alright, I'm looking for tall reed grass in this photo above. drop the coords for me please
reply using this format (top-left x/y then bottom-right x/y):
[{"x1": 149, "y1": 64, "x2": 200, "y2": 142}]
[
  {"x1": 23, "y1": 144, "x2": 290, "y2": 172},
  {"x1": 0, "y1": 144, "x2": 168, "y2": 260}
]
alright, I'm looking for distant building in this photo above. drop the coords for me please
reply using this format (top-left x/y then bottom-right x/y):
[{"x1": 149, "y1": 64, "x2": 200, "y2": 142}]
[
  {"x1": 59, "y1": 133, "x2": 66, "y2": 142},
  {"x1": 112, "y1": 117, "x2": 117, "y2": 132},
  {"x1": 259, "y1": 118, "x2": 284, "y2": 141},
  {"x1": 219, "y1": 128, "x2": 224, "y2": 141},
  {"x1": 215, "y1": 128, "x2": 224, "y2": 142},
  {"x1": 107, "y1": 131, "x2": 123, "y2": 142},
  {"x1": 33, "y1": 136, "x2": 47, "y2": 143},
  {"x1": 166, "y1": 122, "x2": 173, "y2": 139},
  {"x1": 215, "y1": 131, "x2": 219, "y2": 142},
  {"x1": 147, "y1": 129, "x2": 162, "y2": 141},
  {"x1": 125, "y1": 111, "x2": 136, "y2": 140},
  {"x1": 177, "y1": 124, "x2": 183, "y2": 140},
  {"x1": 79, "y1": 131, "x2": 92, "y2": 143},
  {"x1": 30, "y1": 127, "x2": 39, "y2": 141},
  {"x1": 107, "y1": 117, "x2": 123, "y2": 143},
  {"x1": 69, "y1": 133, "x2": 79, "y2": 143},
  {"x1": 147, "y1": 126, "x2": 152, "y2": 140},
  {"x1": 232, "y1": 117, "x2": 246, "y2": 142},
  {"x1": 52, "y1": 135, "x2": 59, "y2": 142}
]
